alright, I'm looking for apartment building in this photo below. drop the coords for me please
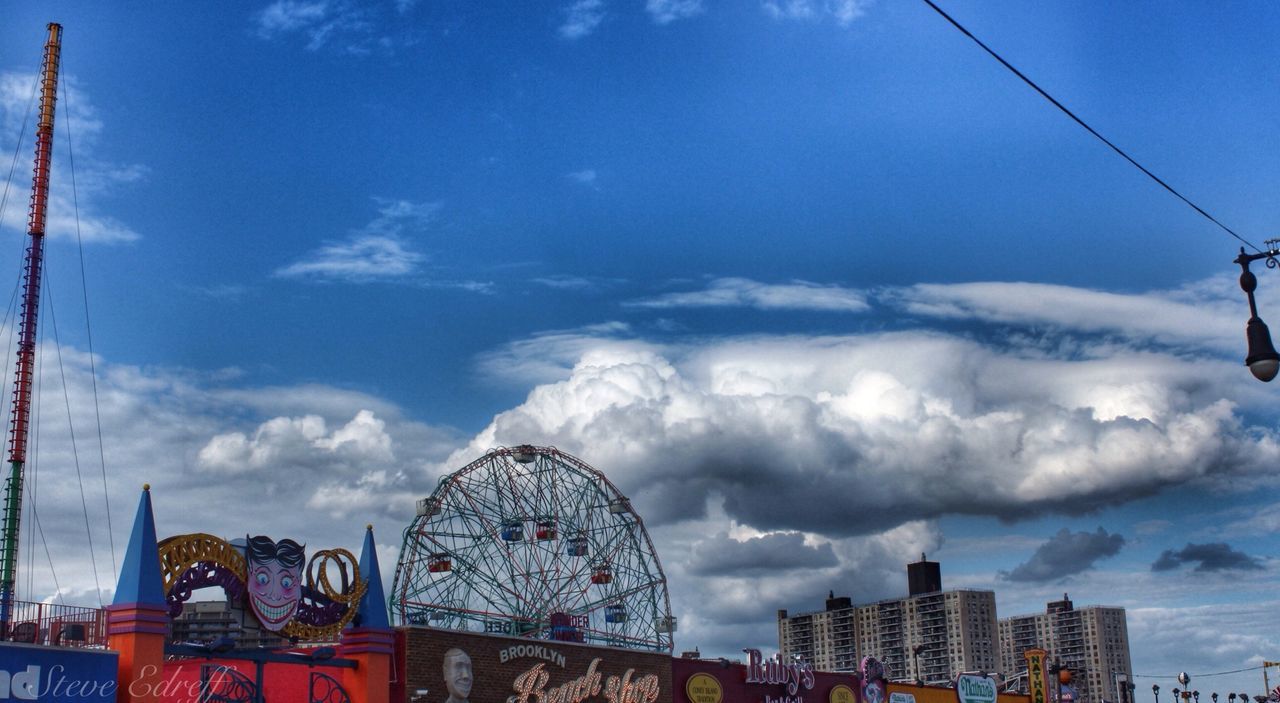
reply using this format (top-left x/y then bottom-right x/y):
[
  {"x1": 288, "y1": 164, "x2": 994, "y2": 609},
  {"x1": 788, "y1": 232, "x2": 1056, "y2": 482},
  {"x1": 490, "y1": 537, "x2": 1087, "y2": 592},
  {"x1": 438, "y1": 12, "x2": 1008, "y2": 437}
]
[
  {"x1": 998, "y1": 594, "x2": 1133, "y2": 703},
  {"x1": 778, "y1": 555, "x2": 998, "y2": 681},
  {"x1": 169, "y1": 599, "x2": 287, "y2": 648}
]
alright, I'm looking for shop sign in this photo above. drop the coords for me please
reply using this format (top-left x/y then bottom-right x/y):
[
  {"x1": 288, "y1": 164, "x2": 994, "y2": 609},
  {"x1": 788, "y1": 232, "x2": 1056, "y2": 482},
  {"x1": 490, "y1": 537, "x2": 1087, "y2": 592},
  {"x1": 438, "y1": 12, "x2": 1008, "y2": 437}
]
[
  {"x1": 499, "y1": 644, "x2": 568, "y2": 669},
  {"x1": 686, "y1": 673, "x2": 723, "y2": 703},
  {"x1": 744, "y1": 649, "x2": 815, "y2": 703},
  {"x1": 0, "y1": 644, "x2": 118, "y2": 702},
  {"x1": 1024, "y1": 649, "x2": 1048, "y2": 703},
  {"x1": 956, "y1": 675, "x2": 998, "y2": 703},
  {"x1": 508, "y1": 657, "x2": 659, "y2": 703},
  {"x1": 830, "y1": 685, "x2": 857, "y2": 703},
  {"x1": 890, "y1": 692, "x2": 917, "y2": 703}
]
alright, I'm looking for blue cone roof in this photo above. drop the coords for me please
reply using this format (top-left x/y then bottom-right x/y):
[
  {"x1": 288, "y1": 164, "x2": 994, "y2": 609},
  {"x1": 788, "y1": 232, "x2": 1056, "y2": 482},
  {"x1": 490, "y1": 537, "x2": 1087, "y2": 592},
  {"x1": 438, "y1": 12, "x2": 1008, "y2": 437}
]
[
  {"x1": 113, "y1": 485, "x2": 165, "y2": 607},
  {"x1": 355, "y1": 524, "x2": 389, "y2": 629}
]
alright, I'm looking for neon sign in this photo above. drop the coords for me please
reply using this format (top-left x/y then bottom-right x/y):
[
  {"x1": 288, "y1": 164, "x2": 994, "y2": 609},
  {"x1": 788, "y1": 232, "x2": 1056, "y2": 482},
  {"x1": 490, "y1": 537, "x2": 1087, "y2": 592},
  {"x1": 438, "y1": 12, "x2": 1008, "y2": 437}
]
[
  {"x1": 506, "y1": 657, "x2": 660, "y2": 703},
  {"x1": 743, "y1": 649, "x2": 815, "y2": 703}
]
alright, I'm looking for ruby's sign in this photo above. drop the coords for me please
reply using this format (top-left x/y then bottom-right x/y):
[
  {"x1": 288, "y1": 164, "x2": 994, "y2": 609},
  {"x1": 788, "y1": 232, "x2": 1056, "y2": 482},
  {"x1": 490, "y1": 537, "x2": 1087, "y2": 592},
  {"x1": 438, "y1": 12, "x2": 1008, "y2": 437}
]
[{"x1": 743, "y1": 649, "x2": 815, "y2": 703}]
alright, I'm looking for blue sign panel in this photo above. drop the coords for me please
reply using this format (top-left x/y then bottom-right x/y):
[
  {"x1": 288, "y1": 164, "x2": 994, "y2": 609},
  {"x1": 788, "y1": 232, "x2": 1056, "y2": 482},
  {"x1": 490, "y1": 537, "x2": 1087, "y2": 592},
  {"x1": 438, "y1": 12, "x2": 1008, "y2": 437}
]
[{"x1": 0, "y1": 644, "x2": 117, "y2": 702}]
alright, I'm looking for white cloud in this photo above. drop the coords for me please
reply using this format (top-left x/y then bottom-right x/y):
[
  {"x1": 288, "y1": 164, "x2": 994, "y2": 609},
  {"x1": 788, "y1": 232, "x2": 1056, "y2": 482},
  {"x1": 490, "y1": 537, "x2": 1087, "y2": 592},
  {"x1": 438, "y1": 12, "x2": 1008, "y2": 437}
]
[
  {"x1": 359, "y1": 197, "x2": 441, "y2": 237},
  {"x1": 560, "y1": 0, "x2": 607, "y2": 39},
  {"x1": 276, "y1": 198, "x2": 438, "y2": 281},
  {"x1": 275, "y1": 234, "x2": 424, "y2": 280},
  {"x1": 886, "y1": 279, "x2": 1244, "y2": 353},
  {"x1": 0, "y1": 73, "x2": 143, "y2": 244},
  {"x1": 253, "y1": 0, "x2": 413, "y2": 54},
  {"x1": 630, "y1": 277, "x2": 871, "y2": 312},
  {"x1": 256, "y1": 0, "x2": 331, "y2": 36},
  {"x1": 8, "y1": 337, "x2": 458, "y2": 607},
  {"x1": 198, "y1": 409, "x2": 393, "y2": 474},
  {"x1": 646, "y1": 0, "x2": 705, "y2": 24},
  {"x1": 763, "y1": 0, "x2": 871, "y2": 27}
]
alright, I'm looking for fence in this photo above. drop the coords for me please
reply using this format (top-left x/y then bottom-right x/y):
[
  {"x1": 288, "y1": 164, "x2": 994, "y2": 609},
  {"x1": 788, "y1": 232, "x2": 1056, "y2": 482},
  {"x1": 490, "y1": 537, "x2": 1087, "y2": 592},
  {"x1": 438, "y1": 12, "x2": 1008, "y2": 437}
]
[{"x1": 5, "y1": 599, "x2": 108, "y2": 647}]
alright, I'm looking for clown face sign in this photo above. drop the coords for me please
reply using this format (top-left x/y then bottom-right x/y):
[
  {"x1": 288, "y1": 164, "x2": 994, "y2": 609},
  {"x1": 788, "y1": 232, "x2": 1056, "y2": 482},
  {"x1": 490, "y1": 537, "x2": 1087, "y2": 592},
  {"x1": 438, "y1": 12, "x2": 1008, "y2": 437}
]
[{"x1": 246, "y1": 536, "x2": 305, "y2": 632}]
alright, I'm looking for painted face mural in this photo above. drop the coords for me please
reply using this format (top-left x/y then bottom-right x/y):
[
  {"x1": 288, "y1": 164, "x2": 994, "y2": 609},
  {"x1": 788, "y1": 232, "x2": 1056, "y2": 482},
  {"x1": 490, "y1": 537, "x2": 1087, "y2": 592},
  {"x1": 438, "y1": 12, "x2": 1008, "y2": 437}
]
[{"x1": 246, "y1": 535, "x2": 305, "y2": 632}]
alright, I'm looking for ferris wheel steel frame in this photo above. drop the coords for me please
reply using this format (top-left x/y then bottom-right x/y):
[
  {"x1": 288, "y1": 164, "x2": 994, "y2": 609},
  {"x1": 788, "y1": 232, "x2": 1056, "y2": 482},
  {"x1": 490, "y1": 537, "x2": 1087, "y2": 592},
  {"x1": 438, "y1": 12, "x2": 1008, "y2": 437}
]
[{"x1": 391, "y1": 445, "x2": 674, "y2": 652}]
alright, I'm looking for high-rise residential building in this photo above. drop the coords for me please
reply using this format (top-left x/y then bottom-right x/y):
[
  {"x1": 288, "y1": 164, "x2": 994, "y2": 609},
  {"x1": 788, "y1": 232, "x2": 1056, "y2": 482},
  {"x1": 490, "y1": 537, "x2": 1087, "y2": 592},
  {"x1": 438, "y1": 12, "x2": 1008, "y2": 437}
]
[
  {"x1": 998, "y1": 593, "x2": 1133, "y2": 703},
  {"x1": 169, "y1": 599, "x2": 287, "y2": 648},
  {"x1": 778, "y1": 556, "x2": 998, "y2": 681}
]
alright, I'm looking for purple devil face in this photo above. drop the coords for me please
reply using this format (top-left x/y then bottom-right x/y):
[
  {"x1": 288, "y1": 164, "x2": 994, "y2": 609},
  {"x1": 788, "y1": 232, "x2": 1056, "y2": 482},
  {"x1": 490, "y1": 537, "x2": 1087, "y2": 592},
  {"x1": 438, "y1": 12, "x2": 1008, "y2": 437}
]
[{"x1": 246, "y1": 536, "x2": 304, "y2": 632}]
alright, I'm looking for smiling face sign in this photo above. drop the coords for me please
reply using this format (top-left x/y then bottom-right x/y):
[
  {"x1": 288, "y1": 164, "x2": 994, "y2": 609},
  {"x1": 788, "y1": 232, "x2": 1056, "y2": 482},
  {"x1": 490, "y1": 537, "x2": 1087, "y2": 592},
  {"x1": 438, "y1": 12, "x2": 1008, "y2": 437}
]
[{"x1": 245, "y1": 535, "x2": 305, "y2": 632}]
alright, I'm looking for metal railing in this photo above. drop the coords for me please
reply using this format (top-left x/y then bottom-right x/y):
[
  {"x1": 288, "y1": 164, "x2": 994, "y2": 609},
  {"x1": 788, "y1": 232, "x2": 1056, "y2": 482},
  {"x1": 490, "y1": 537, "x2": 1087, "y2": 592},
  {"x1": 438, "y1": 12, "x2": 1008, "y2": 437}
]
[{"x1": 4, "y1": 600, "x2": 107, "y2": 647}]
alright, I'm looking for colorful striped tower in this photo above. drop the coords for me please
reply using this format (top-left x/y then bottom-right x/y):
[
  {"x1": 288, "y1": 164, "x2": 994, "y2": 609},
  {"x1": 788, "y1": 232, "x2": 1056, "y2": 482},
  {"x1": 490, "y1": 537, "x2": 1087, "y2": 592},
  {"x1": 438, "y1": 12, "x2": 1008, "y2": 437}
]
[
  {"x1": 106, "y1": 485, "x2": 168, "y2": 703},
  {"x1": 341, "y1": 524, "x2": 393, "y2": 703}
]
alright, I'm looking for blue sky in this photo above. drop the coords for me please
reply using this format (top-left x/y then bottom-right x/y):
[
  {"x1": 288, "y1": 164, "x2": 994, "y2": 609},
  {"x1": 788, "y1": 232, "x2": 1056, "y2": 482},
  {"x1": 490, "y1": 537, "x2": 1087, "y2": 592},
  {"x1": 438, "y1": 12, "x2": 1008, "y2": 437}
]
[{"x1": 2, "y1": 0, "x2": 1279, "y2": 697}]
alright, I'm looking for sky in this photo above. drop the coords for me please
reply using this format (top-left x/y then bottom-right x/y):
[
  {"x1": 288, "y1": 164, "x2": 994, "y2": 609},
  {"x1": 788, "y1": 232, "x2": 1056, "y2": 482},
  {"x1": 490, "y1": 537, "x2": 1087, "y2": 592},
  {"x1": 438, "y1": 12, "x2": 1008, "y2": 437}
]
[{"x1": 1, "y1": 0, "x2": 1279, "y2": 698}]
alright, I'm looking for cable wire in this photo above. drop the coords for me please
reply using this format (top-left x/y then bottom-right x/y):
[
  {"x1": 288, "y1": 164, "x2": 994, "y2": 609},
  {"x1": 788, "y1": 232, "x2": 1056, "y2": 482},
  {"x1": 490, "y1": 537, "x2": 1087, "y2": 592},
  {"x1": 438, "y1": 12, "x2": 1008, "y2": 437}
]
[
  {"x1": 60, "y1": 74, "x2": 117, "y2": 584},
  {"x1": 920, "y1": 0, "x2": 1260, "y2": 254},
  {"x1": 0, "y1": 73, "x2": 40, "y2": 240},
  {"x1": 1133, "y1": 665, "x2": 1266, "y2": 679},
  {"x1": 42, "y1": 270, "x2": 105, "y2": 607}
]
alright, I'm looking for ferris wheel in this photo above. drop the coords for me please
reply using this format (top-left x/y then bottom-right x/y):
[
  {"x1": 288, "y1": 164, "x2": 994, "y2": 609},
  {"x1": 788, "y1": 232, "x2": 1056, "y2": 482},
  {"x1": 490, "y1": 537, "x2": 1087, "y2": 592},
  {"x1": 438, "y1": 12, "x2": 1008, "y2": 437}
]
[{"x1": 391, "y1": 445, "x2": 676, "y2": 652}]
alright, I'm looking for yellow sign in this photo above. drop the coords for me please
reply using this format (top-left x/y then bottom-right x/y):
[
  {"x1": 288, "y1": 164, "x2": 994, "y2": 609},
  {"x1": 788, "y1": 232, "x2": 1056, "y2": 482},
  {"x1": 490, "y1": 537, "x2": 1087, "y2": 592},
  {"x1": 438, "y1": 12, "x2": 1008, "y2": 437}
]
[
  {"x1": 831, "y1": 684, "x2": 858, "y2": 703},
  {"x1": 1025, "y1": 649, "x2": 1048, "y2": 703},
  {"x1": 686, "y1": 673, "x2": 723, "y2": 703}
]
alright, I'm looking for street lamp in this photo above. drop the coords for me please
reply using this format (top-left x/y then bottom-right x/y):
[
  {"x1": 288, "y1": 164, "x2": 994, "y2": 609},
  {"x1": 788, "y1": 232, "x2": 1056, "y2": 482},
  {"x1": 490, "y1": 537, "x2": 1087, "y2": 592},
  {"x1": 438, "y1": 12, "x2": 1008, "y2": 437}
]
[
  {"x1": 1212, "y1": 693, "x2": 1218, "y2": 703},
  {"x1": 913, "y1": 644, "x2": 927, "y2": 686},
  {"x1": 1194, "y1": 691, "x2": 1200, "y2": 703},
  {"x1": 1235, "y1": 243, "x2": 1280, "y2": 382},
  {"x1": 1154, "y1": 684, "x2": 1161, "y2": 703}
]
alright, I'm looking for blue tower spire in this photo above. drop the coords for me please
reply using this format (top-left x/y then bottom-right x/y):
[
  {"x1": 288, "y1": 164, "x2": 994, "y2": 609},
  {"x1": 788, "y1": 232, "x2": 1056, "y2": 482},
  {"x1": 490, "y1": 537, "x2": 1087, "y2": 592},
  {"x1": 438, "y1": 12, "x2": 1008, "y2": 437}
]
[
  {"x1": 355, "y1": 524, "x2": 389, "y2": 628},
  {"x1": 113, "y1": 484, "x2": 165, "y2": 607}
]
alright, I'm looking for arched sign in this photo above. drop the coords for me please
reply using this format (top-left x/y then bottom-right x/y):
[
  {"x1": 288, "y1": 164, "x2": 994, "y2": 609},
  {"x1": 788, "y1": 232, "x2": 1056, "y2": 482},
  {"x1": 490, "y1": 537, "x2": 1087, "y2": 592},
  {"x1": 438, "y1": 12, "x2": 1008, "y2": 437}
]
[{"x1": 159, "y1": 533, "x2": 367, "y2": 641}]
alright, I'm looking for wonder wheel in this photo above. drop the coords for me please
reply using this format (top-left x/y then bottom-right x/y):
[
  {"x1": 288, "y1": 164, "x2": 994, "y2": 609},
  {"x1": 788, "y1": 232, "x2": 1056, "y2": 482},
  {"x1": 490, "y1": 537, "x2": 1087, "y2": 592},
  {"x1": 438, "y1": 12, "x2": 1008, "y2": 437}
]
[{"x1": 391, "y1": 445, "x2": 675, "y2": 652}]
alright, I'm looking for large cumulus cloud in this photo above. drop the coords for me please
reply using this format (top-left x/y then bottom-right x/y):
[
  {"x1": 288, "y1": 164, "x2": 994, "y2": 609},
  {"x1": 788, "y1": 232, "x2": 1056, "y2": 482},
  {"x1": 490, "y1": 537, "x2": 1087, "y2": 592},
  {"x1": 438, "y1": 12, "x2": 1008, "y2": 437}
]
[{"x1": 447, "y1": 330, "x2": 1280, "y2": 537}]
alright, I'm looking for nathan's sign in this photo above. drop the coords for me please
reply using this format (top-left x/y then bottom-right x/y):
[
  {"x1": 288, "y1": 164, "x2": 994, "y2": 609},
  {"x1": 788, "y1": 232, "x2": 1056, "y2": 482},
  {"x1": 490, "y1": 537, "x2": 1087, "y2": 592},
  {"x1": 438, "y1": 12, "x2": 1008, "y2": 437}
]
[
  {"x1": 1024, "y1": 649, "x2": 1048, "y2": 703},
  {"x1": 508, "y1": 657, "x2": 659, "y2": 703},
  {"x1": 743, "y1": 649, "x2": 815, "y2": 703},
  {"x1": 956, "y1": 675, "x2": 999, "y2": 703}
]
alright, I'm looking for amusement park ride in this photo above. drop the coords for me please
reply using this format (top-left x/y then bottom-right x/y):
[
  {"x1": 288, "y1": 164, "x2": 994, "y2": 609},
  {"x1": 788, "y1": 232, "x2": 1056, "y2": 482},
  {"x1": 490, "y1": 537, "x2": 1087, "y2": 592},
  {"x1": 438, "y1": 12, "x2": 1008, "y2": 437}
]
[
  {"x1": 0, "y1": 22, "x2": 62, "y2": 638},
  {"x1": 391, "y1": 445, "x2": 677, "y2": 652}
]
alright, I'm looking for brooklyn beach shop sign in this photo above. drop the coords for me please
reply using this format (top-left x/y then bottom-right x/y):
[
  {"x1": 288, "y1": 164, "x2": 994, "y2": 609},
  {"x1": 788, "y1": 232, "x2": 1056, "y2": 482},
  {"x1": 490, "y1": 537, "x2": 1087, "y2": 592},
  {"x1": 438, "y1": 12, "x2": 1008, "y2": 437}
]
[{"x1": 503, "y1": 647, "x2": 660, "y2": 703}]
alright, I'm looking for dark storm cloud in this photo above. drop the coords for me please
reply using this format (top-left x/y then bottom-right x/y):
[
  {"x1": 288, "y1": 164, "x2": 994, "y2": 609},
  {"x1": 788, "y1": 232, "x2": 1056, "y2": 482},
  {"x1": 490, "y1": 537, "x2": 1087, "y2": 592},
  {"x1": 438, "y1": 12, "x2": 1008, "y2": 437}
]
[
  {"x1": 1000, "y1": 528, "x2": 1125, "y2": 583},
  {"x1": 1150, "y1": 543, "x2": 1264, "y2": 572},
  {"x1": 687, "y1": 532, "x2": 839, "y2": 576}
]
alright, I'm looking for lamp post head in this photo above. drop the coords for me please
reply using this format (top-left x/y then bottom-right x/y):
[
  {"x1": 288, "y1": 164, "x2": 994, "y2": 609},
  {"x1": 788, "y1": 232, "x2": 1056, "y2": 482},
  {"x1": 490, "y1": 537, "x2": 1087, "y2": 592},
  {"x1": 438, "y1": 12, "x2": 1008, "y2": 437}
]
[
  {"x1": 1179, "y1": 673, "x2": 1191, "y2": 687},
  {"x1": 1246, "y1": 316, "x2": 1280, "y2": 381},
  {"x1": 1154, "y1": 686, "x2": 1161, "y2": 695}
]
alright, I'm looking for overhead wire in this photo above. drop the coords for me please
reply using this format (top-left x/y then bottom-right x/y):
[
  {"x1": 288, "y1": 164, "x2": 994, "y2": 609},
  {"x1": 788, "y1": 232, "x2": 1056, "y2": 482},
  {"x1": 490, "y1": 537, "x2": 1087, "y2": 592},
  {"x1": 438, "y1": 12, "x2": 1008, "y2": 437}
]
[
  {"x1": 1133, "y1": 664, "x2": 1266, "y2": 679},
  {"x1": 61, "y1": 72, "x2": 117, "y2": 584},
  {"x1": 920, "y1": 0, "x2": 1261, "y2": 254},
  {"x1": 43, "y1": 267, "x2": 105, "y2": 607}
]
